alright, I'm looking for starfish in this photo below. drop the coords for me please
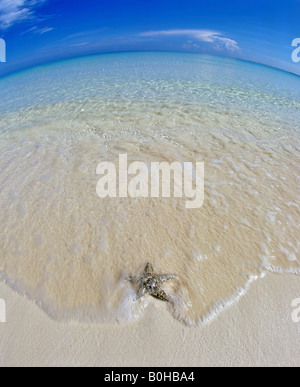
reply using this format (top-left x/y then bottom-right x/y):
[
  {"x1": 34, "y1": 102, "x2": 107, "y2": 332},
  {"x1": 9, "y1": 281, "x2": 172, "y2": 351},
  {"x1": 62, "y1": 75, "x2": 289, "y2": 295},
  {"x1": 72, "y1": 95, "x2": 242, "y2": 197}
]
[{"x1": 127, "y1": 262, "x2": 178, "y2": 302}]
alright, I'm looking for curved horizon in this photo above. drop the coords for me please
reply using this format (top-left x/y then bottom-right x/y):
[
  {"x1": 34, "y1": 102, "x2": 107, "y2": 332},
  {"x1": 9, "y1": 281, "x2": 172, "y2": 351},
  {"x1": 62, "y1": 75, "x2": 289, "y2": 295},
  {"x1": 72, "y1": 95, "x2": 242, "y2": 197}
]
[
  {"x1": 0, "y1": 1, "x2": 299, "y2": 77},
  {"x1": 1, "y1": 49, "x2": 300, "y2": 81},
  {"x1": 0, "y1": 2, "x2": 300, "y2": 367}
]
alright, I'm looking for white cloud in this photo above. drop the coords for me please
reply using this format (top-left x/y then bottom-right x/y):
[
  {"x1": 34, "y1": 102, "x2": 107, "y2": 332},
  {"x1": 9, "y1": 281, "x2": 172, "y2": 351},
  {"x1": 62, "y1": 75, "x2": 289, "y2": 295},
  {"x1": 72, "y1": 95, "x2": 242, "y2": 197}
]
[
  {"x1": 63, "y1": 28, "x2": 109, "y2": 41},
  {"x1": 0, "y1": 0, "x2": 46, "y2": 30},
  {"x1": 213, "y1": 36, "x2": 240, "y2": 52},
  {"x1": 139, "y1": 29, "x2": 240, "y2": 53},
  {"x1": 20, "y1": 25, "x2": 53, "y2": 35},
  {"x1": 38, "y1": 26, "x2": 53, "y2": 34},
  {"x1": 70, "y1": 42, "x2": 89, "y2": 47}
]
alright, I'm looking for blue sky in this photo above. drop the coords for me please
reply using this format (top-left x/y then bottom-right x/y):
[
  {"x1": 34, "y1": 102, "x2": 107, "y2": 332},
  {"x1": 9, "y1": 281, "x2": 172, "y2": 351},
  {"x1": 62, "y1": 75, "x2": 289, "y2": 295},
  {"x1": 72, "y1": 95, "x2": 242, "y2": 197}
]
[{"x1": 0, "y1": 0, "x2": 299, "y2": 76}]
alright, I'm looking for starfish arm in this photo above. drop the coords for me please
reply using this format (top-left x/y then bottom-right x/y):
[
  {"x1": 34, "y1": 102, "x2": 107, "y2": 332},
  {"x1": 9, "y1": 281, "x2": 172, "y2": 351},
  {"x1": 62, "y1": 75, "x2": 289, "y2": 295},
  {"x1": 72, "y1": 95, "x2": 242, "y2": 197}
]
[
  {"x1": 151, "y1": 289, "x2": 170, "y2": 302},
  {"x1": 158, "y1": 274, "x2": 178, "y2": 282},
  {"x1": 145, "y1": 262, "x2": 154, "y2": 275}
]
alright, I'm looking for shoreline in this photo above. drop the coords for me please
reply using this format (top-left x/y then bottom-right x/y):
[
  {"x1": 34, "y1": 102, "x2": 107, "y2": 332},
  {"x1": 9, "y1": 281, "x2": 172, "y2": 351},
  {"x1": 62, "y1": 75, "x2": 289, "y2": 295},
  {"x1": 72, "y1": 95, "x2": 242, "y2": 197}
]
[{"x1": 0, "y1": 272, "x2": 299, "y2": 367}]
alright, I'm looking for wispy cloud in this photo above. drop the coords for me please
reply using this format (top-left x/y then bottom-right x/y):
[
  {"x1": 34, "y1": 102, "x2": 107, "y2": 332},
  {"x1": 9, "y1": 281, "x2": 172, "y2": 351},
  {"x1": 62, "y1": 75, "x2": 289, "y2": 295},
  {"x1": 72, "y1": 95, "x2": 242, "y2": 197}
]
[
  {"x1": 63, "y1": 28, "x2": 109, "y2": 41},
  {"x1": 69, "y1": 42, "x2": 90, "y2": 47},
  {"x1": 139, "y1": 29, "x2": 240, "y2": 53},
  {"x1": 20, "y1": 25, "x2": 54, "y2": 35},
  {"x1": 0, "y1": 0, "x2": 47, "y2": 30}
]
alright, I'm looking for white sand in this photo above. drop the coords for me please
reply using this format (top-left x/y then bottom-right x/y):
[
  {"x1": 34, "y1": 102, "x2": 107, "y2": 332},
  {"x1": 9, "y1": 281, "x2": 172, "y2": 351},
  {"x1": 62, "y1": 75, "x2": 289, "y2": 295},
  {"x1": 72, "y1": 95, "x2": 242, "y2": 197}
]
[{"x1": 0, "y1": 273, "x2": 299, "y2": 367}]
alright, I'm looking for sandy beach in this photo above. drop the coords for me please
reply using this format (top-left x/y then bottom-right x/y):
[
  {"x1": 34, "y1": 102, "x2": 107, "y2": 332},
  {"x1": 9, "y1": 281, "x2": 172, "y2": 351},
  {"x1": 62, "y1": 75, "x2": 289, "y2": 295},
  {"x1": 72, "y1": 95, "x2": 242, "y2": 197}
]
[
  {"x1": 0, "y1": 273, "x2": 299, "y2": 367},
  {"x1": 0, "y1": 53, "x2": 299, "y2": 368},
  {"x1": 0, "y1": 0, "x2": 299, "y2": 370}
]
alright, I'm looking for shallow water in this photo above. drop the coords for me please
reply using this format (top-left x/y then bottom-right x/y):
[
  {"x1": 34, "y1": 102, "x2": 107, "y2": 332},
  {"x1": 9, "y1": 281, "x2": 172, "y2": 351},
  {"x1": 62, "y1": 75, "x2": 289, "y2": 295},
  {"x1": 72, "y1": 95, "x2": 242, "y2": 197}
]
[{"x1": 0, "y1": 52, "x2": 299, "y2": 325}]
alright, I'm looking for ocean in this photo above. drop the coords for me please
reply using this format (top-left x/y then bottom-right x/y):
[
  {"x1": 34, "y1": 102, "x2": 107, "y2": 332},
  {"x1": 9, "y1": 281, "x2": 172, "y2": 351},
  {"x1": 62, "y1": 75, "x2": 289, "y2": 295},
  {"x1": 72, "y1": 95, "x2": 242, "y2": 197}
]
[{"x1": 0, "y1": 52, "x2": 299, "y2": 326}]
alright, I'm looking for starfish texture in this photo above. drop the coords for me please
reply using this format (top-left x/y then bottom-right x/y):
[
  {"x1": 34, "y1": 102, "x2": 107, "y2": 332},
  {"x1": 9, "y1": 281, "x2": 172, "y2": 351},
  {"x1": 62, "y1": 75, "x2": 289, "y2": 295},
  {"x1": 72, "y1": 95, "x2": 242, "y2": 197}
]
[{"x1": 127, "y1": 262, "x2": 178, "y2": 302}]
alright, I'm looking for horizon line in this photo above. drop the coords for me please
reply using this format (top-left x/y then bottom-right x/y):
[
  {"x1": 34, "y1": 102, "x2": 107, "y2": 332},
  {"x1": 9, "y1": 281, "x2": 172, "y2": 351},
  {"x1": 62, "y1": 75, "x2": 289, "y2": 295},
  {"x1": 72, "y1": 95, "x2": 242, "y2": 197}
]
[{"x1": 0, "y1": 49, "x2": 299, "y2": 81}]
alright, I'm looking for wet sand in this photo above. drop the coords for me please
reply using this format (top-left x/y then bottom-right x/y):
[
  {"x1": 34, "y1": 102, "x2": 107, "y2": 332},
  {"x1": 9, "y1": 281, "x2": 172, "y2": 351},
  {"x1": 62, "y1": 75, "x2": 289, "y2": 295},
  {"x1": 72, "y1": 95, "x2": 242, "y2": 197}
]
[{"x1": 0, "y1": 273, "x2": 299, "y2": 367}]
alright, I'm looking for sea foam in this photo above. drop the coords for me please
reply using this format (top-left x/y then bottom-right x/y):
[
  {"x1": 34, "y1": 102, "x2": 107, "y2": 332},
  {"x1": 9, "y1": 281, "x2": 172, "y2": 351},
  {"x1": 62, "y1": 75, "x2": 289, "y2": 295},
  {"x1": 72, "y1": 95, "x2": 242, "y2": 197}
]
[{"x1": 0, "y1": 52, "x2": 299, "y2": 325}]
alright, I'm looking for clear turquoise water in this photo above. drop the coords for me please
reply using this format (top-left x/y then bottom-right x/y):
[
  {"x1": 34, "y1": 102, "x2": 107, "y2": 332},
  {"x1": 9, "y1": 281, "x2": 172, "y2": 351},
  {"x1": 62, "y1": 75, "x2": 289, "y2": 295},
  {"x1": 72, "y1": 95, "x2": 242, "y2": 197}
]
[
  {"x1": 1, "y1": 52, "x2": 299, "y2": 147},
  {"x1": 0, "y1": 52, "x2": 299, "y2": 325},
  {"x1": 1, "y1": 51, "x2": 300, "y2": 112}
]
